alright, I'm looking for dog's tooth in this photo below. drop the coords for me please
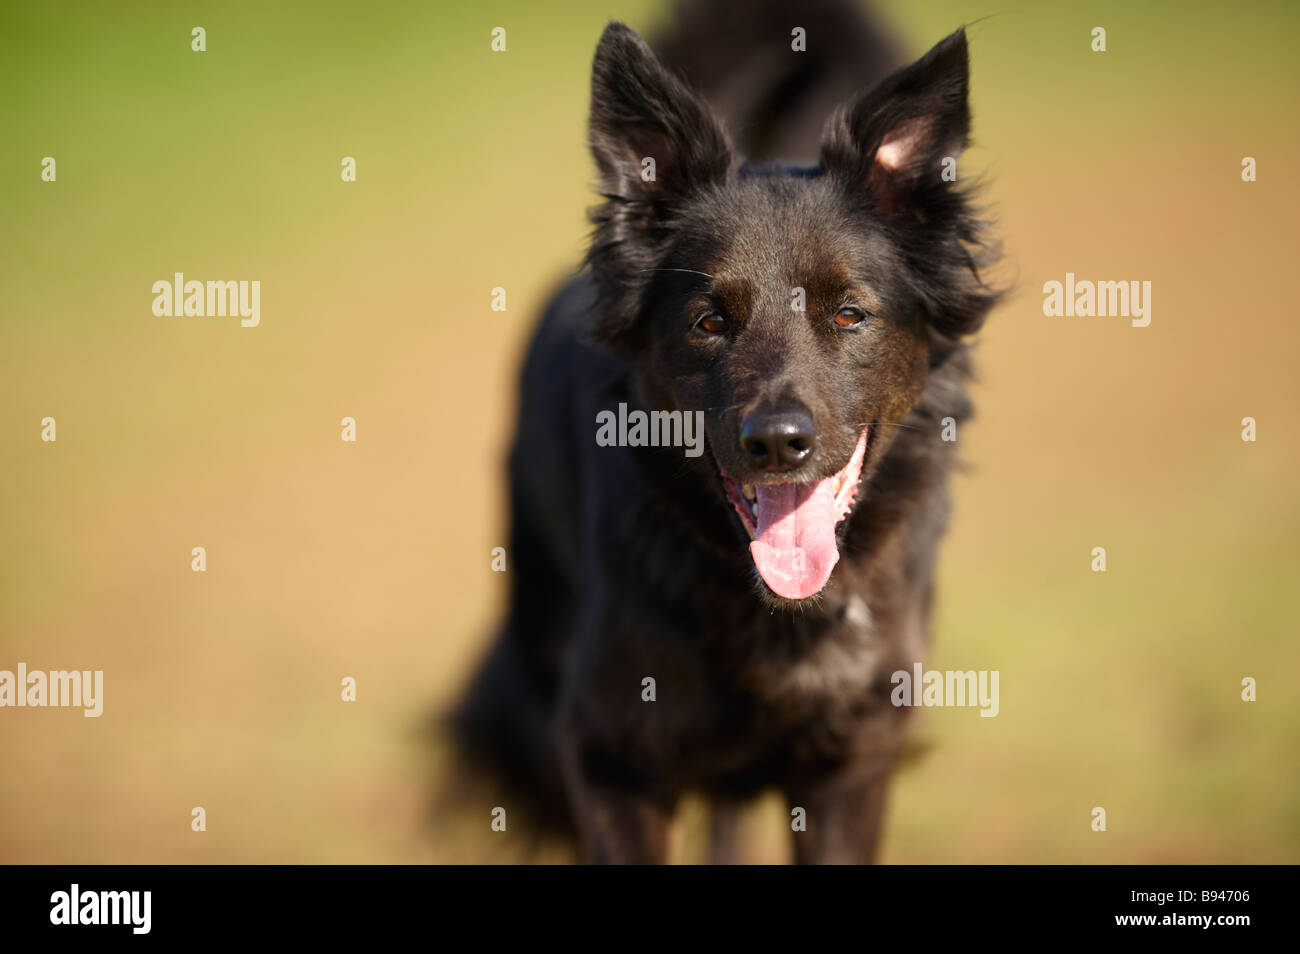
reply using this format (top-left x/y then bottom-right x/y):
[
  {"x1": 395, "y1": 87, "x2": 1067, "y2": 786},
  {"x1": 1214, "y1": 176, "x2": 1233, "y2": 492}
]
[{"x1": 742, "y1": 483, "x2": 755, "y2": 501}]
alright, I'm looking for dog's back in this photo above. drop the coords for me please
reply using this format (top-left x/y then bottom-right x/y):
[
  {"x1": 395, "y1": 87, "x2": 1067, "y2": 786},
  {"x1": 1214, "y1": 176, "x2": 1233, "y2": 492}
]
[{"x1": 654, "y1": 0, "x2": 899, "y2": 162}]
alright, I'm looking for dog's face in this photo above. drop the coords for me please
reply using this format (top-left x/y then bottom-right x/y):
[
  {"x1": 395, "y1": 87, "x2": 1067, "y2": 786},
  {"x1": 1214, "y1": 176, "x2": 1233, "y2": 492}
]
[{"x1": 587, "y1": 24, "x2": 997, "y2": 603}]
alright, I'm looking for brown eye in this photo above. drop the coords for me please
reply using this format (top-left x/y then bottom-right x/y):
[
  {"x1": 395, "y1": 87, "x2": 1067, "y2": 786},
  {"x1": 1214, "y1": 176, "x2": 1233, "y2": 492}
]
[
  {"x1": 696, "y1": 312, "x2": 727, "y2": 335},
  {"x1": 834, "y1": 306, "x2": 867, "y2": 328}
]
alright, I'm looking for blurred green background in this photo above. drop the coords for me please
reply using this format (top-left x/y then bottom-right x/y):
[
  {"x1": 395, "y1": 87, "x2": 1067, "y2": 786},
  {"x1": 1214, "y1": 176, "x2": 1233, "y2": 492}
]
[{"x1": 2, "y1": 0, "x2": 1297, "y2": 863}]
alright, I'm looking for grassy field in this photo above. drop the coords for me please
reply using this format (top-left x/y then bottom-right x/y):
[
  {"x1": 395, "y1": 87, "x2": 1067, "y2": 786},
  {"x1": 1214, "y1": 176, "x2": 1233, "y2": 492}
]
[{"x1": 1, "y1": 0, "x2": 1297, "y2": 863}]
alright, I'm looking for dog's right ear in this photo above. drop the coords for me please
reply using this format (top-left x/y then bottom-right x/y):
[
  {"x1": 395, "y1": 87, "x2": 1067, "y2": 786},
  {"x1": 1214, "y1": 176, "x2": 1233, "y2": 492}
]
[
  {"x1": 587, "y1": 23, "x2": 732, "y2": 349},
  {"x1": 590, "y1": 22, "x2": 732, "y2": 215}
]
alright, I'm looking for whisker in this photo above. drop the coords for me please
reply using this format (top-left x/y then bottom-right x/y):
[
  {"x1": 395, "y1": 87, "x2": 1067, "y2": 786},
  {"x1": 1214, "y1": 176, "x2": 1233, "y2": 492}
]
[
  {"x1": 639, "y1": 267, "x2": 716, "y2": 280},
  {"x1": 856, "y1": 421, "x2": 924, "y2": 431}
]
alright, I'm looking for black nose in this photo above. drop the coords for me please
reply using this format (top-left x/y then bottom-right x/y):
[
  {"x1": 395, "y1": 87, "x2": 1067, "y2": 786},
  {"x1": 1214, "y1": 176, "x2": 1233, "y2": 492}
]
[{"x1": 740, "y1": 407, "x2": 816, "y2": 471}]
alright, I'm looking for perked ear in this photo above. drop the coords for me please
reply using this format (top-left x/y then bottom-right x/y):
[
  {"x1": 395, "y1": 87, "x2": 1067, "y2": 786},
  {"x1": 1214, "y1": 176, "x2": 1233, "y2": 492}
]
[
  {"x1": 587, "y1": 23, "x2": 732, "y2": 350},
  {"x1": 820, "y1": 28, "x2": 970, "y2": 214},
  {"x1": 589, "y1": 22, "x2": 732, "y2": 219}
]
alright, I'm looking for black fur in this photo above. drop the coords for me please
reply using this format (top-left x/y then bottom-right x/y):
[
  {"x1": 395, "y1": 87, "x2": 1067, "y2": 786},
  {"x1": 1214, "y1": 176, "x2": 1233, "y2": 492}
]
[{"x1": 450, "y1": 0, "x2": 1001, "y2": 863}]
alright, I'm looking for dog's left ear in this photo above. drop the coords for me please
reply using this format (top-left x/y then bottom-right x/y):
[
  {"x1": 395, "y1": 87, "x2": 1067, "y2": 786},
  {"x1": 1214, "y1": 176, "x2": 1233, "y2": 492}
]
[{"x1": 820, "y1": 28, "x2": 970, "y2": 215}]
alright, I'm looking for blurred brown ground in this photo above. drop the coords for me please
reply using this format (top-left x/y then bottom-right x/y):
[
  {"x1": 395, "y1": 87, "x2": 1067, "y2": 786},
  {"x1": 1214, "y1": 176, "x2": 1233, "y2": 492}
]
[{"x1": 1, "y1": 0, "x2": 1297, "y2": 862}]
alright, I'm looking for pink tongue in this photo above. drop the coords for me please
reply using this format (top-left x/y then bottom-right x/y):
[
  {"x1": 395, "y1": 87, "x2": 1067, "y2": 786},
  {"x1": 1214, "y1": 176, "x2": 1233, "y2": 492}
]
[{"x1": 749, "y1": 477, "x2": 840, "y2": 600}]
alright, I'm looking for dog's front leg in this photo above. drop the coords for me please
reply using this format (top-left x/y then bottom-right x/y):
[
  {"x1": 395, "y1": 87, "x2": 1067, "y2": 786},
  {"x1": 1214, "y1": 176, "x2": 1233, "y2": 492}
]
[
  {"x1": 787, "y1": 764, "x2": 894, "y2": 865},
  {"x1": 559, "y1": 739, "x2": 671, "y2": 864},
  {"x1": 578, "y1": 785, "x2": 672, "y2": 865},
  {"x1": 709, "y1": 803, "x2": 745, "y2": 865}
]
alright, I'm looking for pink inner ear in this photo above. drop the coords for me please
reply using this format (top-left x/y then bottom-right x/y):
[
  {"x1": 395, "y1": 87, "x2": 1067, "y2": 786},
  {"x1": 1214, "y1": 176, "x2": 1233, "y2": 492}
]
[
  {"x1": 876, "y1": 140, "x2": 906, "y2": 170},
  {"x1": 873, "y1": 116, "x2": 933, "y2": 174}
]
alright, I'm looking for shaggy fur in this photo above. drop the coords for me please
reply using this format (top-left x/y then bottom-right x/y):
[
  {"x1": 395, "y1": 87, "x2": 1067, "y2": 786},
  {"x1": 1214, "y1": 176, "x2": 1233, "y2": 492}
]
[{"x1": 450, "y1": 1, "x2": 1001, "y2": 864}]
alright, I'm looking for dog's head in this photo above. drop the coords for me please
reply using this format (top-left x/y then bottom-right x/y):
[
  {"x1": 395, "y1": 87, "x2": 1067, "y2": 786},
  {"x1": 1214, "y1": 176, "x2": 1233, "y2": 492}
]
[{"x1": 587, "y1": 23, "x2": 999, "y2": 604}]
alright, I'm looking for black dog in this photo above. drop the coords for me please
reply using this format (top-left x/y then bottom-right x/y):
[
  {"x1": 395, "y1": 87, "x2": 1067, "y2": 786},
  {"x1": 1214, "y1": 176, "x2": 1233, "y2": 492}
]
[{"x1": 451, "y1": 3, "x2": 1001, "y2": 864}]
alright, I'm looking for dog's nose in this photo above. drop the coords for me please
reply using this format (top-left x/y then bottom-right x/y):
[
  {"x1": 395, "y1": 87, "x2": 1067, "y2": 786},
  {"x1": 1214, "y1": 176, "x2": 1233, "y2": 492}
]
[{"x1": 740, "y1": 407, "x2": 816, "y2": 471}]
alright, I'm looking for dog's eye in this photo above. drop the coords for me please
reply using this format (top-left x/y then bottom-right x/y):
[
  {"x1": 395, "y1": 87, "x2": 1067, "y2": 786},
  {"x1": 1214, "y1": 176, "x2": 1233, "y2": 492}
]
[
  {"x1": 695, "y1": 312, "x2": 728, "y2": 335},
  {"x1": 833, "y1": 306, "x2": 868, "y2": 328}
]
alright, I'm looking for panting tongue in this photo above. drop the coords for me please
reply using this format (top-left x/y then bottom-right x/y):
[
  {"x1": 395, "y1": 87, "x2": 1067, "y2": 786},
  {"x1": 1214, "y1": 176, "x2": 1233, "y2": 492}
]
[{"x1": 749, "y1": 477, "x2": 840, "y2": 600}]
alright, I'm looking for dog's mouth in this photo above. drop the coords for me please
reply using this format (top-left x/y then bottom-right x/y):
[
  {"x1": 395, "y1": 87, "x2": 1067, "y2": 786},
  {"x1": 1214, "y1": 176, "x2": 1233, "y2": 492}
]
[{"x1": 718, "y1": 428, "x2": 869, "y2": 601}]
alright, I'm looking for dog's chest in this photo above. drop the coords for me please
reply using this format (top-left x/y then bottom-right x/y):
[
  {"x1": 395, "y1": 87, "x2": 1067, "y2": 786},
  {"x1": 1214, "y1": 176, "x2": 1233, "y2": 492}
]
[{"x1": 738, "y1": 593, "x2": 886, "y2": 716}]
